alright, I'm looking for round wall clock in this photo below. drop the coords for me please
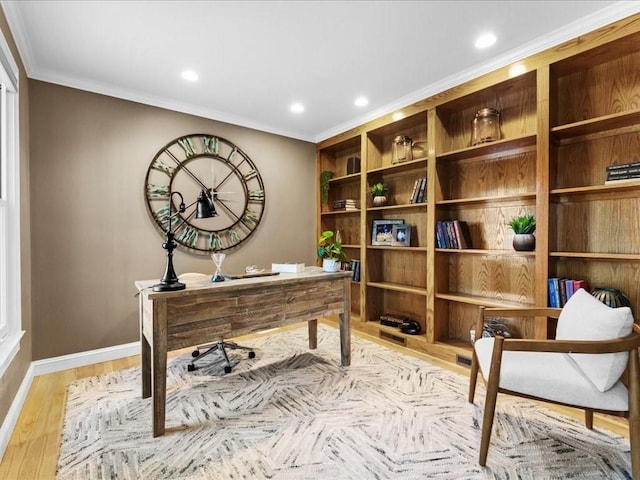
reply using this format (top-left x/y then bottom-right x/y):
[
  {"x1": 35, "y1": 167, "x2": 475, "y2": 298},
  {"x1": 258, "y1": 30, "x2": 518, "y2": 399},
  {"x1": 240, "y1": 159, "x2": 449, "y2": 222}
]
[{"x1": 144, "y1": 133, "x2": 266, "y2": 254}]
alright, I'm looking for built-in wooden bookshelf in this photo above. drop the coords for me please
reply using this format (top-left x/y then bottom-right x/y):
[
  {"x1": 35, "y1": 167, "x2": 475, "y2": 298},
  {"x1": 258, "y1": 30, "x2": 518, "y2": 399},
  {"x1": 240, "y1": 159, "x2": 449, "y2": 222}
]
[{"x1": 316, "y1": 13, "x2": 640, "y2": 366}]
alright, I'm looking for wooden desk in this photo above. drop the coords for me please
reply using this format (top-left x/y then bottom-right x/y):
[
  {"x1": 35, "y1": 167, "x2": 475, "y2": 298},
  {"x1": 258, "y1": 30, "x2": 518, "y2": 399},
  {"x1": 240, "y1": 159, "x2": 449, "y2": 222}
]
[{"x1": 135, "y1": 269, "x2": 351, "y2": 437}]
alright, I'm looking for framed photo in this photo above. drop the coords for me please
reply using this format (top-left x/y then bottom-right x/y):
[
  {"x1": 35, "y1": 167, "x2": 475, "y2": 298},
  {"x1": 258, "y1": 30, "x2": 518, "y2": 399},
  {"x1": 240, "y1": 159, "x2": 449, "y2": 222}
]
[
  {"x1": 371, "y1": 219, "x2": 404, "y2": 246},
  {"x1": 392, "y1": 224, "x2": 411, "y2": 247}
]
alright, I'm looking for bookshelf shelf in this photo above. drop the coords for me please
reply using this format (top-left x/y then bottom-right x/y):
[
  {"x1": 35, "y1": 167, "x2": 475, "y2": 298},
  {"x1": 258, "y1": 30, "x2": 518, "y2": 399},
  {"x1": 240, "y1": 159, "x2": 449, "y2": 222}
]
[
  {"x1": 320, "y1": 209, "x2": 361, "y2": 217},
  {"x1": 367, "y1": 203, "x2": 427, "y2": 212},
  {"x1": 549, "y1": 252, "x2": 640, "y2": 261},
  {"x1": 436, "y1": 192, "x2": 536, "y2": 206},
  {"x1": 435, "y1": 292, "x2": 532, "y2": 308},
  {"x1": 367, "y1": 281, "x2": 428, "y2": 296},
  {"x1": 367, "y1": 156, "x2": 428, "y2": 174},
  {"x1": 436, "y1": 248, "x2": 536, "y2": 257},
  {"x1": 550, "y1": 109, "x2": 640, "y2": 144},
  {"x1": 436, "y1": 134, "x2": 537, "y2": 162}
]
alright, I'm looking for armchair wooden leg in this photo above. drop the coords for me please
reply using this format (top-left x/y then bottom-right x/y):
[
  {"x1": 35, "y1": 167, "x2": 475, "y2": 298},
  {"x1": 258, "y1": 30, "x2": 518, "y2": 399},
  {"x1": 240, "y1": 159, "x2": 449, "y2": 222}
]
[
  {"x1": 628, "y1": 348, "x2": 639, "y2": 480},
  {"x1": 480, "y1": 370, "x2": 499, "y2": 466},
  {"x1": 469, "y1": 349, "x2": 479, "y2": 403},
  {"x1": 585, "y1": 409, "x2": 593, "y2": 430},
  {"x1": 479, "y1": 336, "x2": 504, "y2": 466}
]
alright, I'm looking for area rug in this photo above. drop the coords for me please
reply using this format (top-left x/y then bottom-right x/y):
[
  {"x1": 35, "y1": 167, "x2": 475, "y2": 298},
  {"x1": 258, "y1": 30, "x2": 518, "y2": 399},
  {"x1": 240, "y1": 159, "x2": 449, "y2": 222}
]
[{"x1": 56, "y1": 324, "x2": 632, "y2": 479}]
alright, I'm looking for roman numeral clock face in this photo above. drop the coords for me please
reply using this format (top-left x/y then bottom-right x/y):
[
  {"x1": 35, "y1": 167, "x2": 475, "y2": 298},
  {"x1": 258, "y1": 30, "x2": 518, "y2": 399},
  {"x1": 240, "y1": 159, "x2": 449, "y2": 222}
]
[{"x1": 144, "y1": 134, "x2": 266, "y2": 254}]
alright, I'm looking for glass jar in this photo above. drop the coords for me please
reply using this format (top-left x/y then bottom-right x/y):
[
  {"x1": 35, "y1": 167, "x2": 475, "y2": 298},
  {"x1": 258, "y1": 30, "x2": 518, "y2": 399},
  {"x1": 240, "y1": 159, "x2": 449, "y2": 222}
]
[
  {"x1": 392, "y1": 135, "x2": 413, "y2": 164},
  {"x1": 471, "y1": 108, "x2": 501, "y2": 146}
]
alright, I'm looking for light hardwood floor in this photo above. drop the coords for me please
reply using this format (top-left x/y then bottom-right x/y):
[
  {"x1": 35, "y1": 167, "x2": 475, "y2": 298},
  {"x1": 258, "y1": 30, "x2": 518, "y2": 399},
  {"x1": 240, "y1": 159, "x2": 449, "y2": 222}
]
[{"x1": 0, "y1": 321, "x2": 630, "y2": 479}]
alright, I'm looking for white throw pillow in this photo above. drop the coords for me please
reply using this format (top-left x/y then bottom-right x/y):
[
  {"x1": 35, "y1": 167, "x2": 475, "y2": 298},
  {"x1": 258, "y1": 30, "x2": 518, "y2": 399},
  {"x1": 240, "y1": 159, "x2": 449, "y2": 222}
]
[{"x1": 556, "y1": 288, "x2": 634, "y2": 392}]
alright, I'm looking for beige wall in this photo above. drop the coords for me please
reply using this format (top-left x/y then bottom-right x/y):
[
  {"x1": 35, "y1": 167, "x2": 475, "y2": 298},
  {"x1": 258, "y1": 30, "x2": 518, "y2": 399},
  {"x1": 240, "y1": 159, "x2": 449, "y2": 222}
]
[
  {"x1": 29, "y1": 81, "x2": 317, "y2": 360},
  {"x1": 0, "y1": 9, "x2": 32, "y2": 430}
]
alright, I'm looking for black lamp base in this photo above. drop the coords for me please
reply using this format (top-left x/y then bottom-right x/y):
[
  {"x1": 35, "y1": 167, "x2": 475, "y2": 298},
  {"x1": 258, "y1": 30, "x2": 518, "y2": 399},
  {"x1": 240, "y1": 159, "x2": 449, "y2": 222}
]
[{"x1": 152, "y1": 281, "x2": 186, "y2": 292}]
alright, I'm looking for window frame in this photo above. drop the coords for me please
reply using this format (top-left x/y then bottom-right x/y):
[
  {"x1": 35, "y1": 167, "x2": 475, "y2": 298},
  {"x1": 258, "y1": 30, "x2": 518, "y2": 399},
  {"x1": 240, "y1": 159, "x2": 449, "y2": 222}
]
[{"x1": 0, "y1": 27, "x2": 22, "y2": 377}]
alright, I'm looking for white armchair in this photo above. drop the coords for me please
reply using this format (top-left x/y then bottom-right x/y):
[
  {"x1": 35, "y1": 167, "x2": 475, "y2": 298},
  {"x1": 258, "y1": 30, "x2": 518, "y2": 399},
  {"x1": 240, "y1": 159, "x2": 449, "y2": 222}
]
[{"x1": 468, "y1": 288, "x2": 640, "y2": 478}]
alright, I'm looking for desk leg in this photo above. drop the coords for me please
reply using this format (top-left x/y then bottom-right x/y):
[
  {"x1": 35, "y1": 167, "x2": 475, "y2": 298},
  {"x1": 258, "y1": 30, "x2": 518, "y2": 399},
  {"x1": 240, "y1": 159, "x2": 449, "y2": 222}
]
[
  {"x1": 152, "y1": 300, "x2": 168, "y2": 437},
  {"x1": 308, "y1": 319, "x2": 318, "y2": 349},
  {"x1": 151, "y1": 341, "x2": 168, "y2": 437},
  {"x1": 141, "y1": 334, "x2": 151, "y2": 399},
  {"x1": 339, "y1": 310, "x2": 351, "y2": 366}
]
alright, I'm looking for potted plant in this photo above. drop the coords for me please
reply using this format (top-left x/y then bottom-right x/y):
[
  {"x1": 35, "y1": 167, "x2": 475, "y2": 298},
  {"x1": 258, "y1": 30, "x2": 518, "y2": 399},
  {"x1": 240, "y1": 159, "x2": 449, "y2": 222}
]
[
  {"x1": 369, "y1": 182, "x2": 388, "y2": 207},
  {"x1": 317, "y1": 230, "x2": 346, "y2": 272},
  {"x1": 320, "y1": 171, "x2": 335, "y2": 203},
  {"x1": 508, "y1": 214, "x2": 536, "y2": 251}
]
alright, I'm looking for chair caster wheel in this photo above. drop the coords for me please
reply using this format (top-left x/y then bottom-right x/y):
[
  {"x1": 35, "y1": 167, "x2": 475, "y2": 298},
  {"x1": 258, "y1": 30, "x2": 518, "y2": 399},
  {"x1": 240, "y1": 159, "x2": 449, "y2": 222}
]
[
  {"x1": 187, "y1": 364, "x2": 196, "y2": 372},
  {"x1": 191, "y1": 350, "x2": 200, "y2": 358},
  {"x1": 224, "y1": 365, "x2": 232, "y2": 374},
  {"x1": 248, "y1": 351, "x2": 256, "y2": 359}
]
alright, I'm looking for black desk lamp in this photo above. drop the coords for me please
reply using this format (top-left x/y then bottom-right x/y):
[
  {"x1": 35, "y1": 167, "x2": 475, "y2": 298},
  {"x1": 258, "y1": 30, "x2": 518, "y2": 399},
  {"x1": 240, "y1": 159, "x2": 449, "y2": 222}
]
[{"x1": 152, "y1": 190, "x2": 217, "y2": 292}]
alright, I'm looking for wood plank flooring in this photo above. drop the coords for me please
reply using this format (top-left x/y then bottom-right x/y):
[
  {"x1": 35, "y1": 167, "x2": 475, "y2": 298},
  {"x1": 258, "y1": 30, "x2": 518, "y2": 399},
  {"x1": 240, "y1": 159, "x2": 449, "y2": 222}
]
[{"x1": 0, "y1": 321, "x2": 630, "y2": 480}]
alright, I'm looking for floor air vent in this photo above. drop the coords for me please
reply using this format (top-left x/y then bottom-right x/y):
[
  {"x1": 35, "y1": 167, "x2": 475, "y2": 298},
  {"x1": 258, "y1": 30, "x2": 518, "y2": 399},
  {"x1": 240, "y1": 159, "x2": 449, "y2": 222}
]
[
  {"x1": 379, "y1": 330, "x2": 406, "y2": 346},
  {"x1": 456, "y1": 354, "x2": 472, "y2": 368}
]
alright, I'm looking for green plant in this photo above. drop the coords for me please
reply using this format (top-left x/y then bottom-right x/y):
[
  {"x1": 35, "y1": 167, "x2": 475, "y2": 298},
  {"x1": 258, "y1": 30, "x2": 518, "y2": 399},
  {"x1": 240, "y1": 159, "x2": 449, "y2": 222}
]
[
  {"x1": 508, "y1": 214, "x2": 536, "y2": 234},
  {"x1": 369, "y1": 182, "x2": 387, "y2": 197},
  {"x1": 317, "y1": 230, "x2": 347, "y2": 261},
  {"x1": 320, "y1": 171, "x2": 335, "y2": 203}
]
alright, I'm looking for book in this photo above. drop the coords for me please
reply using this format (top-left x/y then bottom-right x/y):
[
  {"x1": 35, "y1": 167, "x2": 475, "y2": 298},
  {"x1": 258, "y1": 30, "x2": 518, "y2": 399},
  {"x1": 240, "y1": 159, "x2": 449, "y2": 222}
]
[
  {"x1": 573, "y1": 279, "x2": 589, "y2": 293},
  {"x1": 443, "y1": 221, "x2": 456, "y2": 248},
  {"x1": 416, "y1": 177, "x2": 427, "y2": 203},
  {"x1": 350, "y1": 259, "x2": 361, "y2": 282},
  {"x1": 558, "y1": 278, "x2": 568, "y2": 306},
  {"x1": 435, "y1": 221, "x2": 446, "y2": 248},
  {"x1": 271, "y1": 262, "x2": 305, "y2": 273},
  {"x1": 547, "y1": 278, "x2": 560, "y2": 307},
  {"x1": 607, "y1": 167, "x2": 640, "y2": 177},
  {"x1": 564, "y1": 278, "x2": 575, "y2": 300},
  {"x1": 604, "y1": 177, "x2": 640, "y2": 185},
  {"x1": 453, "y1": 220, "x2": 472, "y2": 249},
  {"x1": 606, "y1": 161, "x2": 640, "y2": 171},
  {"x1": 409, "y1": 179, "x2": 420, "y2": 203}
]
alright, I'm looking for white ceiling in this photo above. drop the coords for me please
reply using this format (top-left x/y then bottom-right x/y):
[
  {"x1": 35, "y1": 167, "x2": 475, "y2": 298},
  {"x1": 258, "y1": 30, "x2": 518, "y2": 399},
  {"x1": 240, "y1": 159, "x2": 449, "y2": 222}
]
[{"x1": 3, "y1": 1, "x2": 640, "y2": 142}]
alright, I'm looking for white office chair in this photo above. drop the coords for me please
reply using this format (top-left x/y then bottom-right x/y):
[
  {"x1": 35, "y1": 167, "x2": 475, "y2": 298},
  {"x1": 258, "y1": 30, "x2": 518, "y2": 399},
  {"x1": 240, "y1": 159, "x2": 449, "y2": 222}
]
[{"x1": 469, "y1": 288, "x2": 640, "y2": 478}]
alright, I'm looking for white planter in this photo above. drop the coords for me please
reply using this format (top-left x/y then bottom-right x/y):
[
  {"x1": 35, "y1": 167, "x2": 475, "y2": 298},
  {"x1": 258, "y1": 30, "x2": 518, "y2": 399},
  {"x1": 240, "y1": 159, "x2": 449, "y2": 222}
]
[{"x1": 322, "y1": 258, "x2": 340, "y2": 272}]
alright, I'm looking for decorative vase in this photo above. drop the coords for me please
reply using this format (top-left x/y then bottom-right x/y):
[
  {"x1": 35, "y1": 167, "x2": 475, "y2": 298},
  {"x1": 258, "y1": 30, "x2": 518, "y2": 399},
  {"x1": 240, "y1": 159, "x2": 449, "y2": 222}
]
[
  {"x1": 590, "y1": 287, "x2": 631, "y2": 308},
  {"x1": 322, "y1": 258, "x2": 340, "y2": 273},
  {"x1": 513, "y1": 233, "x2": 535, "y2": 251},
  {"x1": 372, "y1": 195, "x2": 387, "y2": 207}
]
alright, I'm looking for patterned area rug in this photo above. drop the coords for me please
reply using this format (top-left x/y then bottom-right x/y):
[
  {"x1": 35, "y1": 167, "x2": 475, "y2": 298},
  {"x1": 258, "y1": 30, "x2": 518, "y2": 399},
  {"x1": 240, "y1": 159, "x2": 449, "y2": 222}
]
[{"x1": 57, "y1": 324, "x2": 632, "y2": 479}]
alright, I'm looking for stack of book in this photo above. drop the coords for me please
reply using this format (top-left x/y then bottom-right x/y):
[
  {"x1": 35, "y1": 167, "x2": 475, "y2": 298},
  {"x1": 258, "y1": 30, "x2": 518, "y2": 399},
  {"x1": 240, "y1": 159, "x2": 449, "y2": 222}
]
[
  {"x1": 332, "y1": 199, "x2": 359, "y2": 211},
  {"x1": 350, "y1": 259, "x2": 361, "y2": 282},
  {"x1": 409, "y1": 177, "x2": 427, "y2": 203},
  {"x1": 605, "y1": 161, "x2": 640, "y2": 184},
  {"x1": 547, "y1": 277, "x2": 589, "y2": 307},
  {"x1": 436, "y1": 220, "x2": 472, "y2": 249}
]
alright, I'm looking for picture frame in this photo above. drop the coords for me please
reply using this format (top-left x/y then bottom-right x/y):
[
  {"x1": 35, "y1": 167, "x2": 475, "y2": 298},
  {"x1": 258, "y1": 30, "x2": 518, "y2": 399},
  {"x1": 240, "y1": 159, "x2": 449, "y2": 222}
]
[
  {"x1": 392, "y1": 224, "x2": 411, "y2": 247},
  {"x1": 371, "y1": 219, "x2": 404, "y2": 246}
]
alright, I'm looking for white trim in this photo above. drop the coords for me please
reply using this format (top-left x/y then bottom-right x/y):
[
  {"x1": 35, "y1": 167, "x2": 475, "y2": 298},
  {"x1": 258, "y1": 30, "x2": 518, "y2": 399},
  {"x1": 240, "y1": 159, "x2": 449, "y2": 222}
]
[
  {"x1": 31, "y1": 341, "x2": 140, "y2": 377},
  {"x1": 0, "y1": 330, "x2": 24, "y2": 378},
  {"x1": 0, "y1": 362, "x2": 33, "y2": 463}
]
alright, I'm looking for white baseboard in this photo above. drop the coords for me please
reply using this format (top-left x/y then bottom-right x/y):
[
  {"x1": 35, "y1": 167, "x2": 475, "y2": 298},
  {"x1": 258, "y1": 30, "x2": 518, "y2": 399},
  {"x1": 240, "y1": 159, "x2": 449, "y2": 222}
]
[
  {"x1": 31, "y1": 341, "x2": 140, "y2": 376},
  {"x1": 0, "y1": 362, "x2": 34, "y2": 464},
  {"x1": 0, "y1": 341, "x2": 141, "y2": 462}
]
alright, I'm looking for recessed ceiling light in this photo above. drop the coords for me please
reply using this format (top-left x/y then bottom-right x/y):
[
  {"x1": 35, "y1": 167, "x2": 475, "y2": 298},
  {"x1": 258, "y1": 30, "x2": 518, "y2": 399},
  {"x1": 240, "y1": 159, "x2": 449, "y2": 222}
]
[
  {"x1": 181, "y1": 70, "x2": 199, "y2": 81},
  {"x1": 392, "y1": 112, "x2": 404, "y2": 121},
  {"x1": 509, "y1": 64, "x2": 526, "y2": 77},
  {"x1": 354, "y1": 96, "x2": 369, "y2": 107},
  {"x1": 290, "y1": 103, "x2": 304, "y2": 113},
  {"x1": 475, "y1": 32, "x2": 497, "y2": 49}
]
